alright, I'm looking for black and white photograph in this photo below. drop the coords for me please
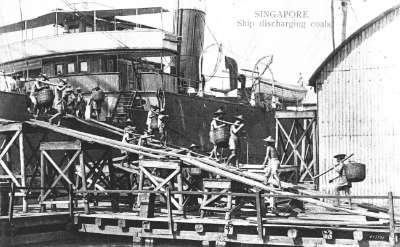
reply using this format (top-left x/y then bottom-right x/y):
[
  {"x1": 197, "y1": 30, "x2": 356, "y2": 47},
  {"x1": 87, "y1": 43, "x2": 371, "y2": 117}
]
[{"x1": 0, "y1": 0, "x2": 399, "y2": 246}]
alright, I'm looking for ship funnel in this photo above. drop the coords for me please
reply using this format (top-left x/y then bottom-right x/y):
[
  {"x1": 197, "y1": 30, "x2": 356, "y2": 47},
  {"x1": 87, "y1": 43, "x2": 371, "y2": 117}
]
[{"x1": 173, "y1": 0, "x2": 206, "y2": 91}]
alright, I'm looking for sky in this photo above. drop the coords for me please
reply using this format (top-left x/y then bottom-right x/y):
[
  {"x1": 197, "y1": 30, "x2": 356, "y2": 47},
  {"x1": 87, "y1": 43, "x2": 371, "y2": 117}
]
[{"x1": 0, "y1": 0, "x2": 399, "y2": 86}]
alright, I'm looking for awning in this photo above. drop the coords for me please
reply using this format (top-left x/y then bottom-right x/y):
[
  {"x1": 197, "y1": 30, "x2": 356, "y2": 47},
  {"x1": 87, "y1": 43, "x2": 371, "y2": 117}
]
[{"x1": 0, "y1": 7, "x2": 168, "y2": 34}]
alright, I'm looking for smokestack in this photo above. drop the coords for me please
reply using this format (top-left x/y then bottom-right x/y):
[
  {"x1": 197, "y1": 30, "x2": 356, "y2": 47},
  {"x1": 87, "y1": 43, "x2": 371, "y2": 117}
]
[{"x1": 173, "y1": 0, "x2": 206, "y2": 90}]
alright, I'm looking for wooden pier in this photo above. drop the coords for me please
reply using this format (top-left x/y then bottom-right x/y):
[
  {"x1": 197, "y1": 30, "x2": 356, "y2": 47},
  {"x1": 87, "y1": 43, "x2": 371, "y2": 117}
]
[{"x1": 0, "y1": 116, "x2": 399, "y2": 246}]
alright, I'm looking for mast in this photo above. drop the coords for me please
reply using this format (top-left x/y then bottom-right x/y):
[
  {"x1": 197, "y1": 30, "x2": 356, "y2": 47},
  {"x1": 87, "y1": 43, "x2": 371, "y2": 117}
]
[
  {"x1": 331, "y1": 0, "x2": 336, "y2": 49},
  {"x1": 341, "y1": 0, "x2": 348, "y2": 42}
]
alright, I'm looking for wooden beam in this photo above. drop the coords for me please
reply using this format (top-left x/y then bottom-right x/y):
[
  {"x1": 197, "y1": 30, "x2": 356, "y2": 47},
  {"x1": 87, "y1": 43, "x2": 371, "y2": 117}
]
[
  {"x1": 0, "y1": 130, "x2": 22, "y2": 186},
  {"x1": 42, "y1": 150, "x2": 80, "y2": 201},
  {"x1": 275, "y1": 111, "x2": 315, "y2": 119},
  {"x1": 388, "y1": 192, "x2": 396, "y2": 245},
  {"x1": 40, "y1": 141, "x2": 81, "y2": 150},
  {"x1": 43, "y1": 151, "x2": 75, "y2": 187},
  {"x1": 0, "y1": 122, "x2": 23, "y2": 132},
  {"x1": 255, "y1": 190, "x2": 264, "y2": 240},
  {"x1": 19, "y1": 132, "x2": 27, "y2": 213},
  {"x1": 166, "y1": 187, "x2": 173, "y2": 235}
]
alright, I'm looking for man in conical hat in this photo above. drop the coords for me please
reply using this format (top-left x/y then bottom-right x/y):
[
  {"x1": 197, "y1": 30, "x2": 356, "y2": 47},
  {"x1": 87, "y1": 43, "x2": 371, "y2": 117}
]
[
  {"x1": 226, "y1": 115, "x2": 245, "y2": 167},
  {"x1": 186, "y1": 144, "x2": 200, "y2": 157},
  {"x1": 330, "y1": 153, "x2": 352, "y2": 208},
  {"x1": 209, "y1": 108, "x2": 226, "y2": 159},
  {"x1": 262, "y1": 136, "x2": 282, "y2": 189}
]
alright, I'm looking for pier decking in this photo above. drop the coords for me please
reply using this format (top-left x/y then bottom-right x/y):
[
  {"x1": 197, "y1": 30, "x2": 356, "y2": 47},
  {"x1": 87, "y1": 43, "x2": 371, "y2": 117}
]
[{"x1": 0, "y1": 116, "x2": 399, "y2": 246}]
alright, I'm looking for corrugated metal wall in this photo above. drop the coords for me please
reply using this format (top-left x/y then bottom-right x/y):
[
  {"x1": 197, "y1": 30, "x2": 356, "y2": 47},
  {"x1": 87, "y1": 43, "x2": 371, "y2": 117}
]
[{"x1": 315, "y1": 7, "x2": 400, "y2": 204}]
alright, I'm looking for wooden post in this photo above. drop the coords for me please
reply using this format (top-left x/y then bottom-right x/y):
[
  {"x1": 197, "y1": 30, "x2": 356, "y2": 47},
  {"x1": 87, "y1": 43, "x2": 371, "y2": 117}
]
[
  {"x1": 225, "y1": 193, "x2": 232, "y2": 220},
  {"x1": 40, "y1": 150, "x2": 46, "y2": 212},
  {"x1": 301, "y1": 119, "x2": 306, "y2": 174},
  {"x1": 8, "y1": 182, "x2": 15, "y2": 224},
  {"x1": 312, "y1": 118, "x2": 318, "y2": 189},
  {"x1": 177, "y1": 165, "x2": 184, "y2": 214},
  {"x1": 80, "y1": 151, "x2": 89, "y2": 214},
  {"x1": 166, "y1": 187, "x2": 173, "y2": 235},
  {"x1": 388, "y1": 192, "x2": 396, "y2": 245},
  {"x1": 19, "y1": 132, "x2": 27, "y2": 213},
  {"x1": 255, "y1": 190, "x2": 264, "y2": 240},
  {"x1": 69, "y1": 184, "x2": 74, "y2": 220},
  {"x1": 136, "y1": 166, "x2": 144, "y2": 208},
  {"x1": 293, "y1": 120, "x2": 298, "y2": 173},
  {"x1": 108, "y1": 150, "x2": 119, "y2": 212}
]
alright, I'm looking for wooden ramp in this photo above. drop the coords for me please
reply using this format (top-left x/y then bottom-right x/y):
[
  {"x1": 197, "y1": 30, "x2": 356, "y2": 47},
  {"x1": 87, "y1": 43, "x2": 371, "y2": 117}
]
[{"x1": 25, "y1": 119, "x2": 399, "y2": 221}]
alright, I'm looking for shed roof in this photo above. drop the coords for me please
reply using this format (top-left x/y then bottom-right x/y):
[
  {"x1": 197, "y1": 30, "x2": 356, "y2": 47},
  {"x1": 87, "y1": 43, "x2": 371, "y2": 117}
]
[{"x1": 308, "y1": 3, "x2": 400, "y2": 87}]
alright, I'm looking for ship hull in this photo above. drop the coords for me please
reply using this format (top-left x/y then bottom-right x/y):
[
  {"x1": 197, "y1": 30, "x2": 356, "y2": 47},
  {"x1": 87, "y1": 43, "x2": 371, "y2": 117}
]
[
  {"x1": 129, "y1": 92, "x2": 276, "y2": 163},
  {"x1": 0, "y1": 92, "x2": 30, "y2": 122}
]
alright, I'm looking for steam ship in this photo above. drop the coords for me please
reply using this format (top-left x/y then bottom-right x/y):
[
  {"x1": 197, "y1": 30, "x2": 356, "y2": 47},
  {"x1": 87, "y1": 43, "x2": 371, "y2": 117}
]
[{"x1": 0, "y1": 2, "x2": 308, "y2": 163}]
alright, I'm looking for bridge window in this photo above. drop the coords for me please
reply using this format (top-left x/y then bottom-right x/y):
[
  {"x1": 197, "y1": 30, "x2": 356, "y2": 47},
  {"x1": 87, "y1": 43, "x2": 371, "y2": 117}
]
[
  {"x1": 56, "y1": 64, "x2": 63, "y2": 74},
  {"x1": 106, "y1": 60, "x2": 114, "y2": 72},
  {"x1": 67, "y1": 63, "x2": 75, "y2": 74},
  {"x1": 80, "y1": 61, "x2": 88, "y2": 73}
]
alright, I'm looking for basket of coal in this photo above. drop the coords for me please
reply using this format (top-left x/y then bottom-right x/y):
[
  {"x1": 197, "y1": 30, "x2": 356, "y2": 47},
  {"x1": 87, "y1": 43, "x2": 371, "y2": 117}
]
[
  {"x1": 37, "y1": 87, "x2": 54, "y2": 107},
  {"x1": 214, "y1": 127, "x2": 230, "y2": 148},
  {"x1": 344, "y1": 162, "x2": 366, "y2": 182},
  {"x1": 150, "y1": 117, "x2": 158, "y2": 130}
]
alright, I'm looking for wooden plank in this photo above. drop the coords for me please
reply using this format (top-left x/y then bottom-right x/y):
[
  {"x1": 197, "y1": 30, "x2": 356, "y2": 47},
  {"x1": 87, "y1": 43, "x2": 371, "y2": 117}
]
[
  {"x1": 255, "y1": 190, "x2": 264, "y2": 240},
  {"x1": 41, "y1": 200, "x2": 71, "y2": 204},
  {"x1": 275, "y1": 111, "x2": 315, "y2": 119},
  {"x1": 78, "y1": 223, "x2": 141, "y2": 236},
  {"x1": 388, "y1": 192, "x2": 396, "y2": 245},
  {"x1": 140, "y1": 160, "x2": 180, "y2": 169},
  {"x1": 166, "y1": 187, "x2": 173, "y2": 235},
  {"x1": 203, "y1": 179, "x2": 232, "y2": 189},
  {"x1": 0, "y1": 122, "x2": 22, "y2": 132},
  {"x1": 40, "y1": 141, "x2": 81, "y2": 150},
  {"x1": 201, "y1": 206, "x2": 230, "y2": 212}
]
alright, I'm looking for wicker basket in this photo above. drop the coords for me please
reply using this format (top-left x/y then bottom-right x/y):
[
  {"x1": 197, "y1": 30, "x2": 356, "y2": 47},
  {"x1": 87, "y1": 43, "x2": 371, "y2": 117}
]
[
  {"x1": 37, "y1": 88, "x2": 54, "y2": 106},
  {"x1": 345, "y1": 163, "x2": 366, "y2": 182},
  {"x1": 150, "y1": 117, "x2": 158, "y2": 130},
  {"x1": 214, "y1": 127, "x2": 230, "y2": 148}
]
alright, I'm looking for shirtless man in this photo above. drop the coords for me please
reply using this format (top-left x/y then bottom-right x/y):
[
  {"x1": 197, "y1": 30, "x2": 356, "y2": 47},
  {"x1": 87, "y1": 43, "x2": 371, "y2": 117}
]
[
  {"x1": 146, "y1": 105, "x2": 159, "y2": 134},
  {"x1": 30, "y1": 77, "x2": 46, "y2": 116},
  {"x1": 226, "y1": 115, "x2": 245, "y2": 167},
  {"x1": 262, "y1": 136, "x2": 282, "y2": 189},
  {"x1": 209, "y1": 109, "x2": 226, "y2": 159}
]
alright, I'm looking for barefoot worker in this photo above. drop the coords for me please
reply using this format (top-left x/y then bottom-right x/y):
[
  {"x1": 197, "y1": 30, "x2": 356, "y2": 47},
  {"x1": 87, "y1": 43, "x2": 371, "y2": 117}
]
[{"x1": 262, "y1": 136, "x2": 282, "y2": 189}]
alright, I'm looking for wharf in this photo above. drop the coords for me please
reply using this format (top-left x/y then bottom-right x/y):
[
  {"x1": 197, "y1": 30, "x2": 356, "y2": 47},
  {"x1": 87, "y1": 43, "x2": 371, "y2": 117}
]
[
  {"x1": 0, "y1": 202, "x2": 398, "y2": 246},
  {"x1": 0, "y1": 115, "x2": 399, "y2": 246}
]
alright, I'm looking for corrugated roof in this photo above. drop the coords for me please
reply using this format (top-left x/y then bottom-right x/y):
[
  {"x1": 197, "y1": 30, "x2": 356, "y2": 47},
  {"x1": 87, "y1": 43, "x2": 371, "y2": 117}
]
[{"x1": 308, "y1": 3, "x2": 400, "y2": 87}]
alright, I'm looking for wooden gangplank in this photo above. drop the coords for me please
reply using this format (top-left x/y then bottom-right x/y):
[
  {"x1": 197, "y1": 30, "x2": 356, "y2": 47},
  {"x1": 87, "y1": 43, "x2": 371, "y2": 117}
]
[{"x1": 25, "y1": 119, "x2": 399, "y2": 221}]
